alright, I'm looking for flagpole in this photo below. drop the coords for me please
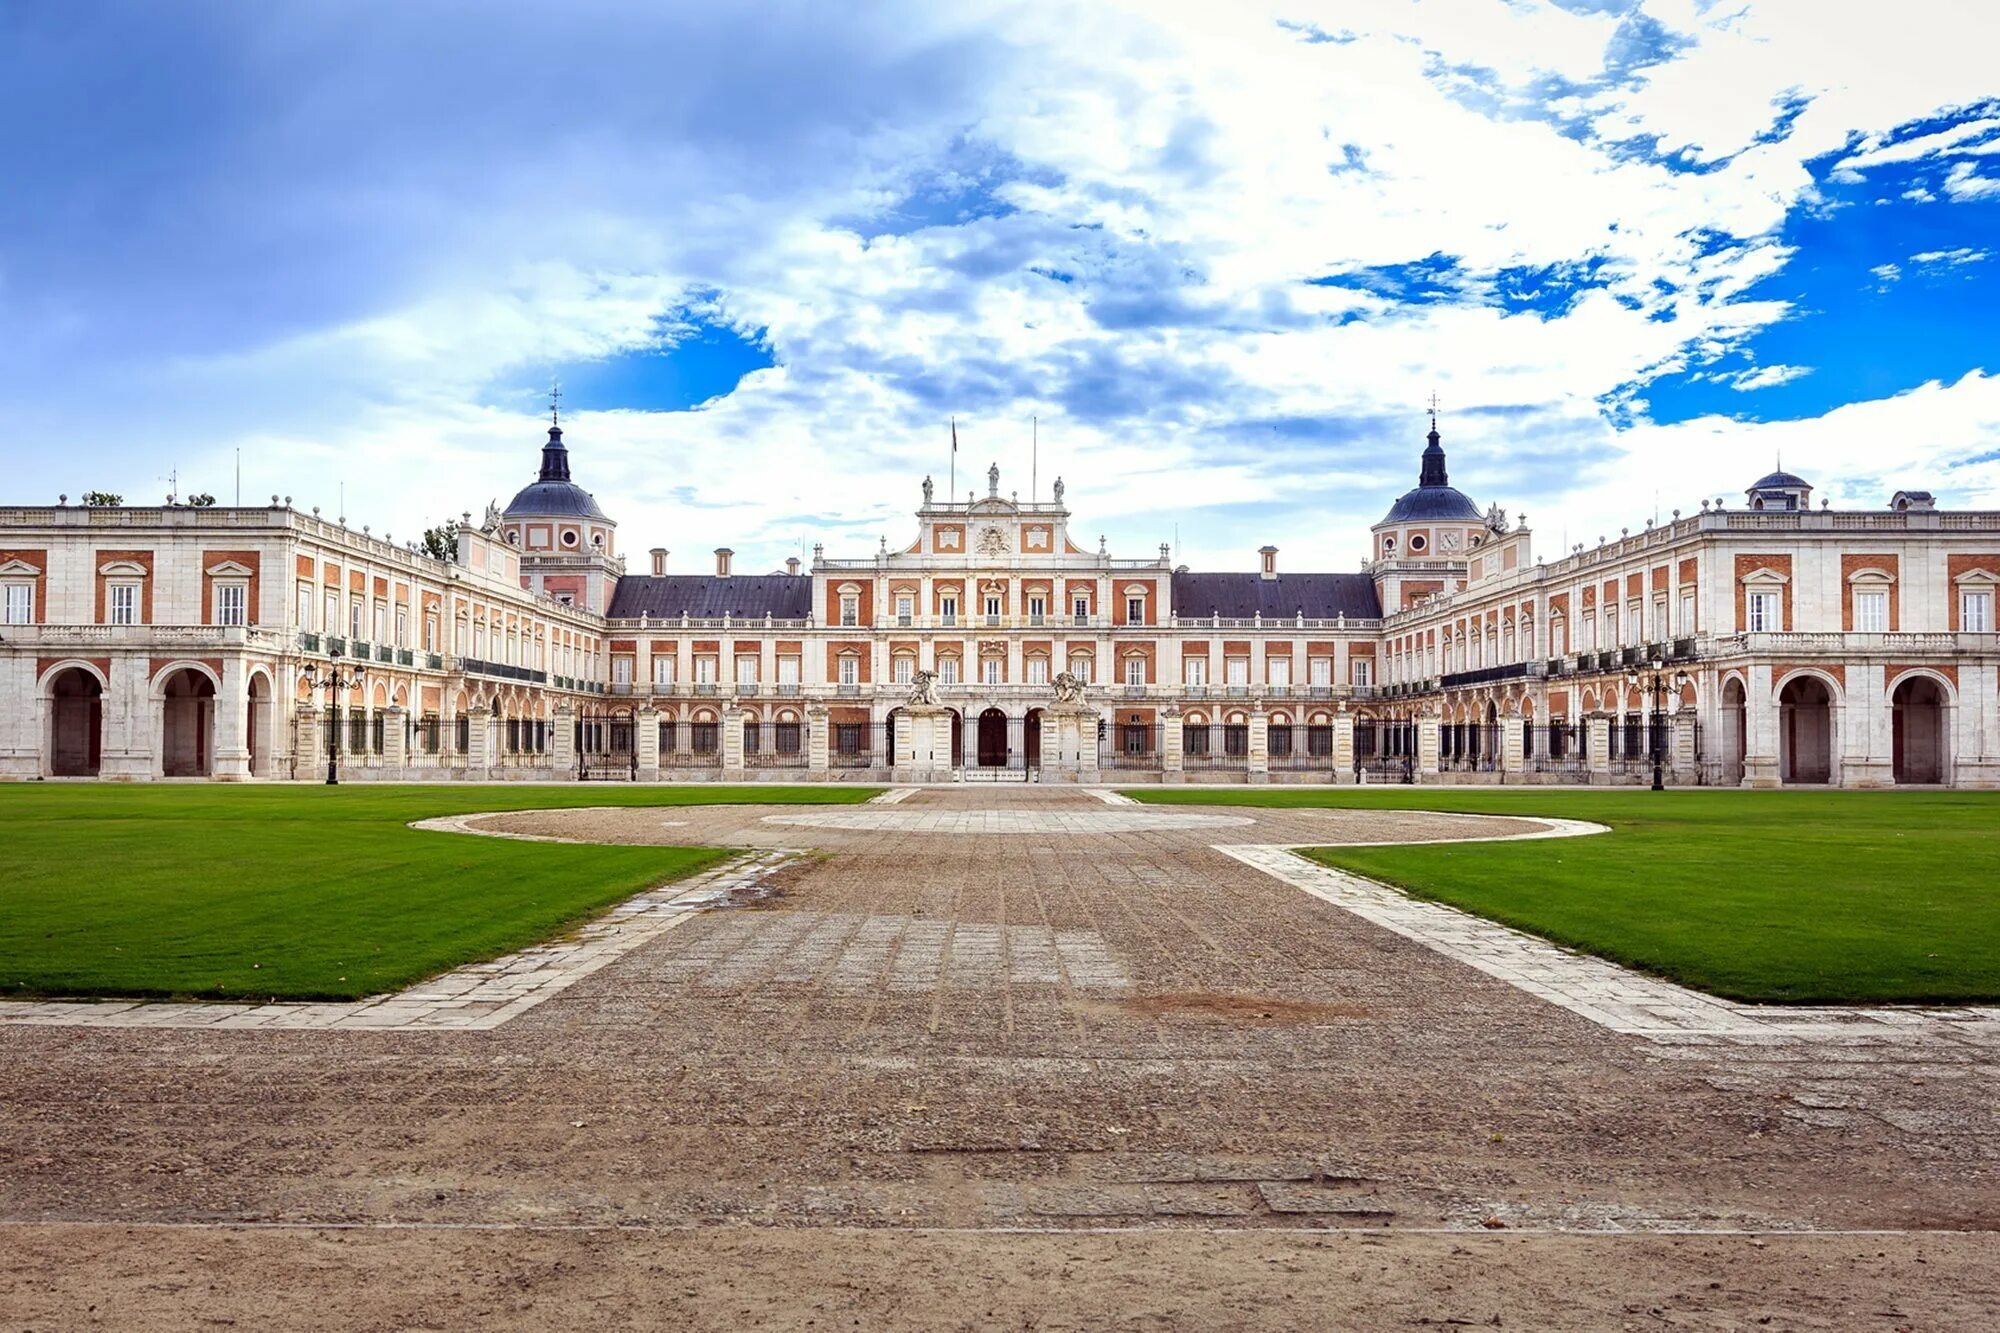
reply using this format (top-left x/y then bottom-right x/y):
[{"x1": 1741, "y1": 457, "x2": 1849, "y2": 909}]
[
  {"x1": 1031, "y1": 415, "x2": 1037, "y2": 502},
  {"x1": 949, "y1": 417, "x2": 957, "y2": 501}
]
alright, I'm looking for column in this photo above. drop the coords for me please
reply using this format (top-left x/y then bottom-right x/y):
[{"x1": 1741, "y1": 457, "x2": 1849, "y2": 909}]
[
  {"x1": 100, "y1": 656, "x2": 153, "y2": 780},
  {"x1": 1843, "y1": 661, "x2": 1891, "y2": 788},
  {"x1": 1586, "y1": 712, "x2": 1611, "y2": 785},
  {"x1": 1247, "y1": 706, "x2": 1270, "y2": 782},
  {"x1": 211, "y1": 657, "x2": 251, "y2": 780},
  {"x1": 807, "y1": 705, "x2": 830, "y2": 774},
  {"x1": 721, "y1": 706, "x2": 746, "y2": 777},
  {"x1": 465, "y1": 704, "x2": 493, "y2": 780},
  {"x1": 893, "y1": 708, "x2": 916, "y2": 767},
  {"x1": 381, "y1": 703, "x2": 408, "y2": 776},
  {"x1": 547, "y1": 702, "x2": 572, "y2": 779},
  {"x1": 1161, "y1": 705, "x2": 1184, "y2": 781},
  {"x1": 294, "y1": 704, "x2": 322, "y2": 783},
  {"x1": 1499, "y1": 713, "x2": 1525, "y2": 779},
  {"x1": 1671, "y1": 707, "x2": 1697, "y2": 784},
  {"x1": 1416, "y1": 712, "x2": 1441, "y2": 780},
  {"x1": 636, "y1": 704, "x2": 660, "y2": 782},
  {"x1": 1742, "y1": 662, "x2": 1780, "y2": 787},
  {"x1": 1332, "y1": 710, "x2": 1355, "y2": 781}
]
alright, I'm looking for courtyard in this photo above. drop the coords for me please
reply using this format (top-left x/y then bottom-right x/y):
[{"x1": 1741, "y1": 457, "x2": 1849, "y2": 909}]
[{"x1": 0, "y1": 784, "x2": 1997, "y2": 1327}]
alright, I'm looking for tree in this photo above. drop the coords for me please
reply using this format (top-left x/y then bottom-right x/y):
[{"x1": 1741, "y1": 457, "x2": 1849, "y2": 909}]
[
  {"x1": 186, "y1": 493, "x2": 216, "y2": 507},
  {"x1": 419, "y1": 519, "x2": 461, "y2": 561},
  {"x1": 80, "y1": 491, "x2": 122, "y2": 507}
]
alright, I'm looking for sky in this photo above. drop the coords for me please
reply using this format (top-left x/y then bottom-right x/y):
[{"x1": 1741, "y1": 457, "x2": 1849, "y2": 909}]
[{"x1": 5, "y1": 0, "x2": 1999, "y2": 574}]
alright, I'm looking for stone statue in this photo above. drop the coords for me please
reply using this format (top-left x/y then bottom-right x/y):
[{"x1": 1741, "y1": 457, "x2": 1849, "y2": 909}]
[
  {"x1": 922, "y1": 475, "x2": 934, "y2": 505},
  {"x1": 1052, "y1": 670, "x2": 1087, "y2": 704},
  {"x1": 987, "y1": 461, "x2": 1000, "y2": 498},
  {"x1": 482, "y1": 499, "x2": 501, "y2": 532},
  {"x1": 908, "y1": 668, "x2": 941, "y2": 707},
  {"x1": 1052, "y1": 476, "x2": 1064, "y2": 505},
  {"x1": 1485, "y1": 502, "x2": 1511, "y2": 534}
]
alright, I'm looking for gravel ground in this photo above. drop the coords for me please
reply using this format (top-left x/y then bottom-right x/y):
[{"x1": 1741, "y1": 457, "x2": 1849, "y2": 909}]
[{"x1": 1, "y1": 787, "x2": 1994, "y2": 1328}]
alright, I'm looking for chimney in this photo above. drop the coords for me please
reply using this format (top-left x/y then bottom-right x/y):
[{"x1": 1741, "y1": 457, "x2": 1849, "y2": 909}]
[
  {"x1": 785, "y1": 557, "x2": 800, "y2": 576},
  {"x1": 1260, "y1": 545, "x2": 1278, "y2": 580},
  {"x1": 715, "y1": 547, "x2": 733, "y2": 577},
  {"x1": 650, "y1": 547, "x2": 669, "y2": 577}
]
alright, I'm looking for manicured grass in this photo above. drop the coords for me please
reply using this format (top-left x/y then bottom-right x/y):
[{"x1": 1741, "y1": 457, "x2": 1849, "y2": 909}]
[
  {"x1": 1123, "y1": 787, "x2": 2000, "y2": 1005},
  {"x1": 0, "y1": 784, "x2": 877, "y2": 1002}
]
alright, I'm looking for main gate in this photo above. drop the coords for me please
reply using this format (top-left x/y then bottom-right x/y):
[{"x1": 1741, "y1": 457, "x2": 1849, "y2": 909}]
[{"x1": 576, "y1": 709, "x2": 638, "y2": 781}]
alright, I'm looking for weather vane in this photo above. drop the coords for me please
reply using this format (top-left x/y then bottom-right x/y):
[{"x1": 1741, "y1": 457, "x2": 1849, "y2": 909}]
[
  {"x1": 1427, "y1": 390, "x2": 1441, "y2": 424},
  {"x1": 550, "y1": 377, "x2": 562, "y2": 427}
]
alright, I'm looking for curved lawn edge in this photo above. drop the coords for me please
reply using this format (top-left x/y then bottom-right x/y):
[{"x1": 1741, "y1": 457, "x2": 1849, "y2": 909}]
[{"x1": 1121, "y1": 786, "x2": 2000, "y2": 1006}]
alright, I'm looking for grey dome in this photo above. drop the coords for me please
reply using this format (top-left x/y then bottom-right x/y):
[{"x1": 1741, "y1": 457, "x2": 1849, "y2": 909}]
[
  {"x1": 1379, "y1": 422, "x2": 1480, "y2": 525},
  {"x1": 1748, "y1": 470, "x2": 1811, "y2": 491},
  {"x1": 502, "y1": 424, "x2": 611, "y2": 523}
]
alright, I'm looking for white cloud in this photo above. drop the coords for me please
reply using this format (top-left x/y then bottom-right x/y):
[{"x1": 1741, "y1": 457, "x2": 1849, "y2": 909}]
[
  {"x1": 1732, "y1": 364, "x2": 1813, "y2": 390},
  {"x1": 1910, "y1": 247, "x2": 1989, "y2": 267},
  {"x1": 1943, "y1": 161, "x2": 2000, "y2": 199}
]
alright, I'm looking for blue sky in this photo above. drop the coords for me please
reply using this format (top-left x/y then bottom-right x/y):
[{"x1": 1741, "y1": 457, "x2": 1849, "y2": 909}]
[{"x1": 4, "y1": 1, "x2": 1998, "y2": 571}]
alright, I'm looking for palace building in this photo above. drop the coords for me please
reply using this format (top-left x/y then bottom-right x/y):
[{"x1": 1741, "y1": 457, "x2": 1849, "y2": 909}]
[{"x1": 2, "y1": 415, "x2": 1996, "y2": 786}]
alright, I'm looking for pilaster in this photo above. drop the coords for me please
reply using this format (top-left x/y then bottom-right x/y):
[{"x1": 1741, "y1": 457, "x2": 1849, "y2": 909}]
[
  {"x1": 465, "y1": 704, "x2": 493, "y2": 779},
  {"x1": 1332, "y1": 710, "x2": 1355, "y2": 782},
  {"x1": 1416, "y1": 713, "x2": 1440, "y2": 780},
  {"x1": 636, "y1": 705, "x2": 661, "y2": 781},
  {"x1": 381, "y1": 704, "x2": 408, "y2": 774},
  {"x1": 1247, "y1": 707, "x2": 1270, "y2": 782},
  {"x1": 547, "y1": 702, "x2": 572, "y2": 779},
  {"x1": 808, "y1": 705, "x2": 830, "y2": 773},
  {"x1": 1161, "y1": 705, "x2": 1184, "y2": 781},
  {"x1": 1586, "y1": 713, "x2": 1611, "y2": 784}
]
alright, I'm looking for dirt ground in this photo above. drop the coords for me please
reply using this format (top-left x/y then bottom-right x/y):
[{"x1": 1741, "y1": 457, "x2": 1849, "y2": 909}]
[{"x1": 2, "y1": 787, "x2": 1995, "y2": 1328}]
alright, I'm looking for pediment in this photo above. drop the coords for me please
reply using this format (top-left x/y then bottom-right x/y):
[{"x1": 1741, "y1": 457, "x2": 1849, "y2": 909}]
[
  {"x1": 98, "y1": 560, "x2": 149, "y2": 577},
  {"x1": 0, "y1": 558, "x2": 41, "y2": 577},
  {"x1": 204, "y1": 560, "x2": 256, "y2": 578}
]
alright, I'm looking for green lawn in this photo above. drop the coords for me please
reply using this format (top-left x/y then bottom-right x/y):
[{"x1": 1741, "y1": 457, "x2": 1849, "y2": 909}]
[
  {"x1": 0, "y1": 784, "x2": 876, "y2": 1002},
  {"x1": 1123, "y1": 787, "x2": 2000, "y2": 1005}
]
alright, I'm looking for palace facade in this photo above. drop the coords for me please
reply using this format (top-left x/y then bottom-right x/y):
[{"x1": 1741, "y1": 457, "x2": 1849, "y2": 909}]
[{"x1": 3, "y1": 417, "x2": 1997, "y2": 786}]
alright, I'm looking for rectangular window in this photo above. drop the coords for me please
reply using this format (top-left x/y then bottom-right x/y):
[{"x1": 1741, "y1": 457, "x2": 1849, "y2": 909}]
[
  {"x1": 939, "y1": 657, "x2": 960, "y2": 685},
  {"x1": 216, "y1": 583, "x2": 247, "y2": 627},
  {"x1": 1225, "y1": 657, "x2": 1248, "y2": 686},
  {"x1": 1125, "y1": 596, "x2": 1144, "y2": 623},
  {"x1": 1352, "y1": 658, "x2": 1372, "y2": 687},
  {"x1": 1604, "y1": 608, "x2": 1619, "y2": 648},
  {"x1": 1068, "y1": 656, "x2": 1090, "y2": 683},
  {"x1": 735, "y1": 656, "x2": 758, "y2": 685},
  {"x1": 1185, "y1": 657, "x2": 1207, "y2": 686},
  {"x1": 5, "y1": 583, "x2": 33, "y2": 624},
  {"x1": 982, "y1": 657, "x2": 1002, "y2": 685},
  {"x1": 1963, "y1": 589, "x2": 1993, "y2": 633},
  {"x1": 839, "y1": 594, "x2": 859, "y2": 628},
  {"x1": 295, "y1": 583, "x2": 313, "y2": 628},
  {"x1": 1747, "y1": 590, "x2": 1781, "y2": 633},
  {"x1": 1678, "y1": 593, "x2": 1695, "y2": 635},
  {"x1": 612, "y1": 656, "x2": 633, "y2": 685},
  {"x1": 424, "y1": 616, "x2": 438, "y2": 652},
  {"x1": 1853, "y1": 589, "x2": 1888, "y2": 633},
  {"x1": 109, "y1": 583, "x2": 137, "y2": 625},
  {"x1": 777, "y1": 656, "x2": 799, "y2": 685},
  {"x1": 838, "y1": 656, "x2": 859, "y2": 686},
  {"x1": 1579, "y1": 616, "x2": 1595, "y2": 652},
  {"x1": 1027, "y1": 657, "x2": 1048, "y2": 685},
  {"x1": 653, "y1": 655, "x2": 675, "y2": 686},
  {"x1": 896, "y1": 595, "x2": 912, "y2": 627},
  {"x1": 893, "y1": 656, "x2": 914, "y2": 685},
  {"x1": 1124, "y1": 656, "x2": 1145, "y2": 686},
  {"x1": 395, "y1": 609, "x2": 408, "y2": 646},
  {"x1": 325, "y1": 592, "x2": 339, "y2": 635},
  {"x1": 1651, "y1": 598, "x2": 1667, "y2": 642},
  {"x1": 984, "y1": 594, "x2": 1002, "y2": 623},
  {"x1": 940, "y1": 596, "x2": 958, "y2": 625},
  {"x1": 350, "y1": 603, "x2": 362, "y2": 638},
  {"x1": 1309, "y1": 657, "x2": 1331, "y2": 687},
  {"x1": 1268, "y1": 657, "x2": 1291, "y2": 688},
  {"x1": 1073, "y1": 595, "x2": 1090, "y2": 623},
  {"x1": 374, "y1": 604, "x2": 387, "y2": 644},
  {"x1": 1028, "y1": 595, "x2": 1046, "y2": 624},
  {"x1": 695, "y1": 656, "x2": 716, "y2": 683}
]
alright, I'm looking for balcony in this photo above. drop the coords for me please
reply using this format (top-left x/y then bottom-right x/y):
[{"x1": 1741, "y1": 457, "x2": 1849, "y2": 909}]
[
  {"x1": 737, "y1": 682, "x2": 760, "y2": 697},
  {"x1": 376, "y1": 644, "x2": 394, "y2": 663},
  {"x1": 350, "y1": 639, "x2": 371, "y2": 660},
  {"x1": 299, "y1": 631, "x2": 322, "y2": 653},
  {"x1": 326, "y1": 636, "x2": 347, "y2": 657},
  {"x1": 398, "y1": 648, "x2": 415, "y2": 667},
  {"x1": 457, "y1": 657, "x2": 549, "y2": 685}
]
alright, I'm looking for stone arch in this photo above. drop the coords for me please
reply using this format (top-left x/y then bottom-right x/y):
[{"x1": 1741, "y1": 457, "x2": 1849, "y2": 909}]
[
  {"x1": 157, "y1": 666, "x2": 218, "y2": 777},
  {"x1": 1891, "y1": 672, "x2": 1951, "y2": 785},
  {"x1": 43, "y1": 664, "x2": 105, "y2": 777},
  {"x1": 245, "y1": 667, "x2": 277, "y2": 778},
  {"x1": 1778, "y1": 674, "x2": 1836, "y2": 784}
]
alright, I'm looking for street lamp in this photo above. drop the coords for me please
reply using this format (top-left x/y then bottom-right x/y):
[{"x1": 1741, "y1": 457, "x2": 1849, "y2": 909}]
[
  {"x1": 1625, "y1": 660, "x2": 1691, "y2": 791},
  {"x1": 301, "y1": 661, "x2": 366, "y2": 785}
]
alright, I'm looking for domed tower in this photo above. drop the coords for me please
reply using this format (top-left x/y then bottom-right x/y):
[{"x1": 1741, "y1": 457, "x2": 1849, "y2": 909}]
[
  {"x1": 500, "y1": 405, "x2": 622, "y2": 614},
  {"x1": 1369, "y1": 415, "x2": 1484, "y2": 612},
  {"x1": 1744, "y1": 467, "x2": 1812, "y2": 512}
]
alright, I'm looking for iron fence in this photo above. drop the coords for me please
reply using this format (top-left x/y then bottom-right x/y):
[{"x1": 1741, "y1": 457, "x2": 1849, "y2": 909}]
[
  {"x1": 660, "y1": 720, "x2": 722, "y2": 767},
  {"x1": 1182, "y1": 723, "x2": 1249, "y2": 770},
  {"x1": 1097, "y1": 723, "x2": 1162, "y2": 770},
  {"x1": 744, "y1": 720, "x2": 808, "y2": 768}
]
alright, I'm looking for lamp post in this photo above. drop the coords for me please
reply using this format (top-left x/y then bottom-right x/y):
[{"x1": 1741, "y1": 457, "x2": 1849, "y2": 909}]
[
  {"x1": 302, "y1": 661, "x2": 366, "y2": 785},
  {"x1": 1625, "y1": 660, "x2": 1690, "y2": 791}
]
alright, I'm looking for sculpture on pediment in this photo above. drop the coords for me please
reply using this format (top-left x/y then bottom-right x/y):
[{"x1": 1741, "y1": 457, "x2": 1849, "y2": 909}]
[
  {"x1": 922, "y1": 475, "x2": 934, "y2": 505},
  {"x1": 481, "y1": 499, "x2": 501, "y2": 532},
  {"x1": 1485, "y1": 502, "x2": 1511, "y2": 534},
  {"x1": 907, "y1": 669, "x2": 941, "y2": 707},
  {"x1": 1052, "y1": 476, "x2": 1064, "y2": 505},
  {"x1": 1052, "y1": 670, "x2": 1087, "y2": 705}
]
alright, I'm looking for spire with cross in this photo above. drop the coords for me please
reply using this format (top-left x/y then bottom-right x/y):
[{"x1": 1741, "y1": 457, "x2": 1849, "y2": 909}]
[{"x1": 550, "y1": 377, "x2": 563, "y2": 428}]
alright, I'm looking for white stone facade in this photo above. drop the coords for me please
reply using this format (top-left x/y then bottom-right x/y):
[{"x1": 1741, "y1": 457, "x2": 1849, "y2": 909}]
[{"x1": 2, "y1": 428, "x2": 1995, "y2": 786}]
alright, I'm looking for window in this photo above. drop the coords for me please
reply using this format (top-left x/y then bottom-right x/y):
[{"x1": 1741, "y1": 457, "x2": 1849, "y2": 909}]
[
  {"x1": 839, "y1": 593, "x2": 859, "y2": 628},
  {"x1": 296, "y1": 583, "x2": 313, "y2": 628},
  {"x1": 350, "y1": 602, "x2": 362, "y2": 638},
  {"x1": 1651, "y1": 598, "x2": 1667, "y2": 642},
  {"x1": 215, "y1": 583, "x2": 247, "y2": 627},
  {"x1": 1027, "y1": 657, "x2": 1048, "y2": 685},
  {"x1": 1352, "y1": 658, "x2": 1372, "y2": 687},
  {"x1": 1225, "y1": 657, "x2": 1248, "y2": 687},
  {"x1": 612, "y1": 656, "x2": 633, "y2": 685},
  {"x1": 939, "y1": 657, "x2": 960, "y2": 685},
  {"x1": 1853, "y1": 589, "x2": 1888, "y2": 633},
  {"x1": 893, "y1": 656, "x2": 914, "y2": 685},
  {"x1": 109, "y1": 583, "x2": 138, "y2": 625},
  {"x1": 395, "y1": 609, "x2": 408, "y2": 646},
  {"x1": 1747, "y1": 590, "x2": 1781, "y2": 633},
  {"x1": 1068, "y1": 655, "x2": 1091, "y2": 683},
  {"x1": 1268, "y1": 657, "x2": 1291, "y2": 688},
  {"x1": 1604, "y1": 608, "x2": 1618, "y2": 648},
  {"x1": 1185, "y1": 657, "x2": 1207, "y2": 686},
  {"x1": 778, "y1": 656, "x2": 799, "y2": 686},
  {"x1": 1028, "y1": 595, "x2": 1046, "y2": 624},
  {"x1": 653, "y1": 655, "x2": 675, "y2": 686},
  {"x1": 3, "y1": 583, "x2": 30, "y2": 624},
  {"x1": 735, "y1": 656, "x2": 758, "y2": 685},
  {"x1": 1309, "y1": 657, "x2": 1330, "y2": 687},
  {"x1": 940, "y1": 595, "x2": 958, "y2": 625},
  {"x1": 1073, "y1": 595, "x2": 1090, "y2": 623},
  {"x1": 838, "y1": 655, "x2": 860, "y2": 686},
  {"x1": 982, "y1": 657, "x2": 1002, "y2": 685},
  {"x1": 1124, "y1": 656, "x2": 1145, "y2": 687},
  {"x1": 896, "y1": 595, "x2": 912, "y2": 627},
  {"x1": 1125, "y1": 596, "x2": 1144, "y2": 623},
  {"x1": 1964, "y1": 589, "x2": 1994, "y2": 633},
  {"x1": 1579, "y1": 616, "x2": 1595, "y2": 652},
  {"x1": 374, "y1": 604, "x2": 387, "y2": 644},
  {"x1": 695, "y1": 656, "x2": 716, "y2": 684},
  {"x1": 1678, "y1": 594, "x2": 1695, "y2": 635},
  {"x1": 984, "y1": 593, "x2": 1002, "y2": 624}
]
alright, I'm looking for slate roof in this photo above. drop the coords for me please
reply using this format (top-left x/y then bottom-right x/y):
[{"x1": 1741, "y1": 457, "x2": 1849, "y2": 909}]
[
  {"x1": 606, "y1": 574, "x2": 814, "y2": 621},
  {"x1": 1748, "y1": 470, "x2": 1812, "y2": 491},
  {"x1": 1171, "y1": 572, "x2": 1382, "y2": 621},
  {"x1": 1381, "y1": 485, "x2": 1483, "y2": 523}
]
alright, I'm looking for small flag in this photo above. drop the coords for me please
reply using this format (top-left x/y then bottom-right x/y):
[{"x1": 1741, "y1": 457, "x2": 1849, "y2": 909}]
[{"x1": 951, "y1": 417, "x2": 958, "y2": 453}]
